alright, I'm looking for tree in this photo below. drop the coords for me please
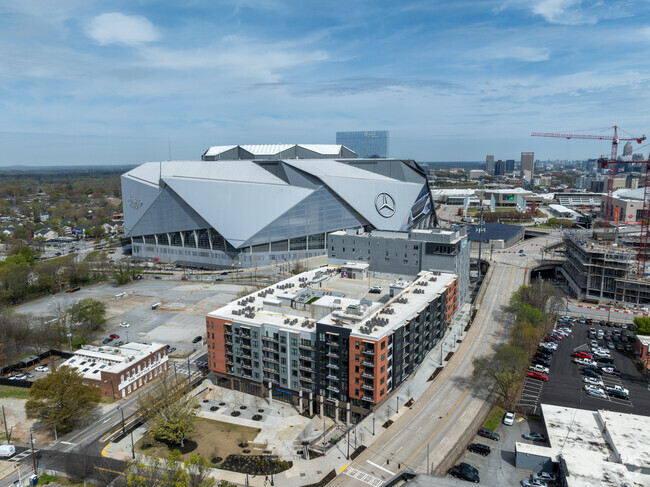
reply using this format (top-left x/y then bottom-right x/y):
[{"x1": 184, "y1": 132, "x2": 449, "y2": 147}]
[
  {"x1": 25, "y1": 366, "x2": 101, "y2": 433},
  {"x1": 185, "y1": 453, "x2": 216, "y2": 487},
  {"x1": 136, "y1": 372, "x2": 198, "y2": 447},
  {"x1": 69, "y1": 298, "x2": 106, "y2": 334},
  {"x1": 472, "y1": 345, "x2": 528, "y2": 407},
  {"x1": 633, "y1": 317, "x2": 650, "y2": 335},
  {"x1": 118, "y1": 450, "x2": 214, "y2": 487}
]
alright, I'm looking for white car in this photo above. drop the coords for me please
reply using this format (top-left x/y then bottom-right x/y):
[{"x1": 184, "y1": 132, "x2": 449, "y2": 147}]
[
  {"x1": 34, "y1": 365, "x2": 50, "y2": 373},
  {"x1": 531, "y1": 472, "x2": 556, "y2": 483},
  {"x1": 540, "y1": 342, "x2": 557, "y2": 350},
  {"x1": 583, "y1": 376, "x2": 604, "y2": 387},
  {"x1": 586, "y1": 388, "x2": 607, "y2": 399},
  {"x1": 575, "y1": 358, "x2": 596, "y2": 367},
  {"x1": 503, "y1": 411, "x2": 515, "y2": 426},
  {"x1": 120, "y1": 322, "x2": 130, "y2": 328},
  {"x1": 584, "y1": 384, "x2": 602, "y2": 393},
  {"x1": 529, "y1": 364, "x2": 550, "y2": 374},
  {"x1": 521, "y1": 479, "x2": 547, "y2": 487}
]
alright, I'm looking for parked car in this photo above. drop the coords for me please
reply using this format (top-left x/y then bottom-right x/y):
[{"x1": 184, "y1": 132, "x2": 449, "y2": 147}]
[
  {"x1": 532, "y1": 358, "x2": 550, "y2": 368},
  {"x1": 606, "y1": 385, "x2": 629, "y2": 395},
  {"x1": 583, "y1": 376, "x2": 604, "y2": 387},
  {"x1": 478, "y1": 428, "x2": 500, "y2": 441},
  {"x1": 467, "y1": 443, "x2": 491, "y2": 456},
  {"x1": 120, "y1": 322, "x2": 130, "y2": 328},
  {"x1": 369, "y1": 286, "x2": 382, "y2": 294},
  {"x1": 109, "y1": 334, "x2": 120, "y2": 339},
  {"x1": 529, "y1": 364, "x2": 550, "y2": 374},
  {"x1": 449, "y1": 462, "x2": 479, "y2": 483},
  {"x1": 521, "y1": 479, "x2": 547, "y2": 487},
  {"x1": 586, "y1": 388, "x2": 607, "y2": 399},
  {"x1": 0, "y1": 445, "x2": 16, "y2": 458},
  {"x1": 526, "y1": 370, "x2": 548, "y2": 381},
  {"x1": 584, "y1": 384, "x2": 603, "y2": 393},
  {"x1": 607, "y1": 388, "x2": 629, "y2": 400},
  {"x1": 192, "y1": 336, "x2": 202, "y2": 343},
  {"x1": 582, "y1": 368, "x2": 601, "y2": 379},
  {"x1": 531, "y1": 472, "x2": 557, "y2": 483},
  {"x1": 102, "y1": 338, "x2": 113, "y2": 345},
  {"x1": 522, "y1": 432, "x2": 547, "y2": 441},
  {"x1": 503, "y1": 411, "x2": 515, "y2": 426},
  {"x1": 34, "y1": 365, "x2": 50, "y2": 373},
  {"x1": 572, "y1": 351, "x2": 593, "y2": 359}
]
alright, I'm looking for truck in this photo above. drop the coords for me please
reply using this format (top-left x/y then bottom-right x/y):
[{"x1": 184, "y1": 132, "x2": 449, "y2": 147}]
[{"x1": 0, "y1": 445, "x2": 16, "y2": 458}]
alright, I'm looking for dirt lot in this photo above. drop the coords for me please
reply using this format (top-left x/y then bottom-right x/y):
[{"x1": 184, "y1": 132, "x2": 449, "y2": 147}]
[
  {"x1": 135, "y1": 417, "x2": 261, "y2": 462},
  {"x1": 0, "y1": 395, "x2": 50, "y2": 444}
]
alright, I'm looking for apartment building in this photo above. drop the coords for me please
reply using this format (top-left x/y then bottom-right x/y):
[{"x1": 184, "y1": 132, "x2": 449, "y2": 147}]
[
  {"x1": 60, "y1": 342, "x2": 169, "y2": 398},
  {"x1": 206, "y1": 265, "x2": 458, "y2": 421}
]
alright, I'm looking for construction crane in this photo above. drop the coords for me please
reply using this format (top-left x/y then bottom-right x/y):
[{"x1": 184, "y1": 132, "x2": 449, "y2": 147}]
[
  {"x1": 532, "y1": 126, "x2": 646, "y2": 231},
  {"x1": 638, "y1": 157, "x2": 650, "y2": 276}
]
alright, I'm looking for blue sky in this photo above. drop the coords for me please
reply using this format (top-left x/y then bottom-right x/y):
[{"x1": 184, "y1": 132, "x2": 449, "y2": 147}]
[{"x1": 1, "y1": 0, "x2": 649, "y2": 165}]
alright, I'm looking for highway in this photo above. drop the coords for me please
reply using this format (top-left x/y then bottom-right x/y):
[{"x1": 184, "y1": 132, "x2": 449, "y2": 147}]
[{"x1": 332, "y1": 231, "x2": 563, "y2": 485}]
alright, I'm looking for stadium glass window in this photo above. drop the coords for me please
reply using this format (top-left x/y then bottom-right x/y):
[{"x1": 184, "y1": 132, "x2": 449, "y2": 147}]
[
  {"x1": 271, "y1": 240, "x2": 288, "y2": 252},
  {"x1": 144, "y1": 235, "x2": 156, "y2": 244},
  {"x1": 253, "y1": 243, "x2": 268, "y2": 253},
  {"x1": 210, "y1": 229, "x2": 225, "y2": 251},
  {"x1": 308, "y1": 233, "x2": 325, "y2": 250},
  {"x1": 197, "y1": 229, "x2": 210, "y2": 249},
  {"x1": 170, "y1": 232, "x2": 182, "y2": 247},
  {"x1": 184, "y1": 230, "x2": 196, "y2": 248},
  {"x1": 290, "y1": 236, "x2": 307, "y2": 251}
]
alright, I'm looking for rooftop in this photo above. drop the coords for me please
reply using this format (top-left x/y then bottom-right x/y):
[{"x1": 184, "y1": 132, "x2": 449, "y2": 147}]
[
  {"x1": 207, "y1": 266, "x2": 456, "y2": 339},
  {"x1": 61, "y1": 342, "x2": 167, "y2": 381}
]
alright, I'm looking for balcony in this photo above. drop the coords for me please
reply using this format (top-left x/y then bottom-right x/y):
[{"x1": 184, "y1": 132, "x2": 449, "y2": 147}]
[
  {"x1": 299, "y1": 343, "x2": 312, "y2": 349},
  {"x1": 262, "y1": 346, "x2": 278, "y2": 353},
  {"x1": 327, "y1": 385, "x2": 339, "y2": 393},
  {"x1": 362, "y1": 395, "x2": 374, "y2": 402},
  {"x1": 262, "y1": 337, "x2": 278, "y2": 344},
  {"x1": 326, "y1": 374, "x2": 338, "y2": 381},
  {"x1": 263, "y1": 356, "x2": 278, "y2": 364},
  {"x1": 362, "y1": 372, "x2": 374, "y2": 379},
  {"x1": 362, "y1": 361, "x2": 375, "y2": 368},
  {"x1": 300, "y1": 364, "x2": 314, "y2": 373},
  {"x1": 361, "y1": 383, "x2": 374, "y2": 391},
  {"x1": 300, "y1": 376, "x2": 314, "y2": 383},
  {"x1": 362, "y1": 349, "x2": 375, "y2": 356},
  {"x1": 326, "y1": 363, "x2": 339, "y2": 370},
  {"x1": 326, "y1": 352, "x2": 339, "y2": 358},
  {"x1": 263, "y1": 366, "x2": 279, "y2": 374},
  {"x1": 242, "y1": 363, "x2": 252, "y2": 369},
  {"x1": 326, "y1": 340, "x2": 339, "y2": 347},
  {"x1": 241, "y1": 343, "x2": 251, "y2": 349}
]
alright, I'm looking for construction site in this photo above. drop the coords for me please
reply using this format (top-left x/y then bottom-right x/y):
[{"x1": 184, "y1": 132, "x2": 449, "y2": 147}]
[{"x1": 561, "y1": 231, "x2": 650, "y2": 306}]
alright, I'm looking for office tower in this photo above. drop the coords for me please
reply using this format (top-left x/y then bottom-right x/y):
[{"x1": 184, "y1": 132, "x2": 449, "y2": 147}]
[
  {"x1": 495, "y1": 160, "x2": 505, "y2": 177},
  {"x1": 623, "y1": 142, "x2": 633, "y2": 157},
  {"x1": 505, "y1": 159, "x2": 515, "y2": 172},
  {"x1": 521, "y1": 152, "x2": 534, "y2": 183},
  {"x1": 335, "y1": 130, "x2": 389, "y2": 158},
  {"x1": 485, "y1": 154, "x2": 495, "y2": 174}
]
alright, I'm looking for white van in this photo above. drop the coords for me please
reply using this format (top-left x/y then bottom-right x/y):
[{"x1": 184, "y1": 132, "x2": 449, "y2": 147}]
[{"x1": 0, "y1": 444, "x2": 16, "y2": 458}]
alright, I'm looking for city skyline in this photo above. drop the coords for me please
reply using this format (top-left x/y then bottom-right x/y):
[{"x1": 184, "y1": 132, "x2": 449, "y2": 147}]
[{"x1": 1, "y1": 1, "x2": 650, "y2": 166}]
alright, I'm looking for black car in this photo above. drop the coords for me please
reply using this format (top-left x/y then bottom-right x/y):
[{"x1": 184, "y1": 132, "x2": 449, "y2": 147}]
[
  {"x1": 532, "y1": 358, "x2": 551, "y2": 368},
  {"x1": 221, "y1": 271, "x2": 228, "y2": 275},
  {"x1": 102, "y1": 337, "x2": 113, "y2": 345},
  {"x1": 477, "y1": 428, "x2": 500, "y2": 441},
  {"x1": 449, "y1": 463, "x2": 479, "y2": 483},
  {"x1": 608, "y1": 388, "x2": 629, "y2": 400},
  {"x1": 467, "y1": 443, "x2": 491, "y2": 456},
  {"x1": 192, "y1": 336, "x2": 202, "y2": 343},
  {"x1": 596, "y1": 357, "x2": 614, "y2": 365},
  {"x1": 582, "y1": 368, "x2": 601, "y2": 379},
  {"x1": 537, "y1": 346, "x2": 555, "y2": 355},
  {"x1": 582, "y1": 365, "x2": 602, "y2": 374}
]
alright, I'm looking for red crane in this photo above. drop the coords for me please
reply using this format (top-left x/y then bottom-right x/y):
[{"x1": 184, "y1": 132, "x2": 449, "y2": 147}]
[{"x1": 532, "y1": 126, "x2": 646, "y2": 231}]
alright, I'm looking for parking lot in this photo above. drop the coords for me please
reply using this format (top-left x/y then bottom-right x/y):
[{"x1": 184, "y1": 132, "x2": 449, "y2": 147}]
[
  {"x1": 535, "y1": 316, "x2": 650, "y2": 415},
  {"x1": 14, "y1": 279, "x2": 252, "y2": 354},
  {"x1": 448, "y1": 414, "x2": 551, "y2": 485}
]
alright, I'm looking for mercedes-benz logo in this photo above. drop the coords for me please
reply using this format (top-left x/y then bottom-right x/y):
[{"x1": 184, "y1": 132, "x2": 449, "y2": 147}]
[{"x1": 375, "y1": 192, "x2": 396, "y2": 218}]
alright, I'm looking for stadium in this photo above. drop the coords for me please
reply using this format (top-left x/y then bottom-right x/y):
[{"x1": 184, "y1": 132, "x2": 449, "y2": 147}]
[{"x1": 121, "y1": 146, "x2": 437, "y2": 268}]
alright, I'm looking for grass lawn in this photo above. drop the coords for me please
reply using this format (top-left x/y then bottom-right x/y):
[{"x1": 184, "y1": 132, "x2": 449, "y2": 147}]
[
  {"x1": 483, "y1": 405, "x2": 505, "y2": 431},
  {"x1": 0, "y1": 385, "x2": 31, "y2": 399},
  {"x1": 136, "y1": 417, "x2": 261, "y2": 463}
]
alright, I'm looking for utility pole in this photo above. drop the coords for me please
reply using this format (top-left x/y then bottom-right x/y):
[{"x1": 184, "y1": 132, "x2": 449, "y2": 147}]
[
  {"x1": 346, "y1": 428, "x2": 350, "y2": 460},
  {"x1": 477, "y1": 193, "x2": 485, "y2": 280},
  {"x1": 187, "y1": 356, "x2": 192, "y2": 387},
  {"x1": 30, "y1": 430, "x2": 37, "y2": 475},
  {"x1": 2, "y1": 406, "x2": 9, "y2": 444}
]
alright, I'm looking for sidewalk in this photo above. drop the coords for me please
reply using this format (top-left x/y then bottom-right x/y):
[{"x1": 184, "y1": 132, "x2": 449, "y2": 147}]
[{"x1": 104, "y1": 300, "x2": 474, "y2": 486}]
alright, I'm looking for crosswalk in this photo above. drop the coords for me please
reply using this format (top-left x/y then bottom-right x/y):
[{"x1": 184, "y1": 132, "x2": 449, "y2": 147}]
[
  {"x1": 8, "y1": 449, "x2": 38, "y2": 462},
  {"x1": 342, "y1": 466, "x2": 384, "y2": 486}
]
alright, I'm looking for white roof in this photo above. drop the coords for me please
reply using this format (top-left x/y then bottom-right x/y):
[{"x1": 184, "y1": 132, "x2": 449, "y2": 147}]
[
  {"x1": 203, "y1": 144, "x2": 350, "y2": 157},
  {"x1": 613, "y1": 187, "x2": 645, "y2": 201}
]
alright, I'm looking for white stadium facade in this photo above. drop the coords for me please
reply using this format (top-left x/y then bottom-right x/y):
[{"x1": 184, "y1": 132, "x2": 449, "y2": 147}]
[{"x1": 121, "y1": 144, "x2": 437, "y2": 268}]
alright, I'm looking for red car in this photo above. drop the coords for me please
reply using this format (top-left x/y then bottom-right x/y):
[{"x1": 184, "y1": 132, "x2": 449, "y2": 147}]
[
  {"x1": 572, "y1": 351, "x2": 593, "y2": 359},
  {"x1": 109, "y1": 334, "x2": 120, "y2": 339},
  {"x1": 526, "y1": 370, "x2": 548, "y2": 381},
  {"x1": 543, "y1": 336, "x2": 559, "y2": 342}
]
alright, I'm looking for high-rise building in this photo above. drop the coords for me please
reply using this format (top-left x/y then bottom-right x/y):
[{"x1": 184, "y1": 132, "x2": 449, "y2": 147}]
[
  {"x1": 521, "y1": 152, "x2": 534, "y2": 183},
  {"x1": 623, "y1": 142, "x2": 633, "y2": 156},
  {"x1": 505, "y1": 159, "x2": 515, "y2": 172},
  {"x1": 485, "y1": 154, "x2": 495, "y2": 174},
  {"x1": 336, "y1": 130, "x2": 389, "y2": 158},
  {"x1": 495, "y1": 160, "x2": 505, "y2": 177}
]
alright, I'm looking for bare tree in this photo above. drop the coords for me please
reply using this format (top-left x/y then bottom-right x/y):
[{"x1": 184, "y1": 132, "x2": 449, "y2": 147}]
[{"x1": 64, "y1": 450, "x2": 95, "y2": 484}]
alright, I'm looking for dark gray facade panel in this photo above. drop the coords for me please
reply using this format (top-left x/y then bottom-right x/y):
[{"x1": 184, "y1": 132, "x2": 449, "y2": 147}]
[
  {"x1": 129, "y1": 187, "x2": 211, "y2": 237},
  {"x1": 241, "y1": 187, "x2": 367, "y2": 248}
]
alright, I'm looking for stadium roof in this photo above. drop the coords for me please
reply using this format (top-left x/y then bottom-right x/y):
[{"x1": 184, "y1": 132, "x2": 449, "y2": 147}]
[{"x1": 202, "y1": 144, "x2": 356, "y2": 160}]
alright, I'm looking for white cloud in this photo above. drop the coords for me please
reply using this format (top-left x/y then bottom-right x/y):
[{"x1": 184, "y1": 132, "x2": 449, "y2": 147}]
[
  {"x1": 531, "y1": 0, "x2": 596, "y2": 25},
  {"x1": 491, "y1": 46, "x2": 551, "y2": 62},
  {"x1": 86, "y1": 13, "x2": 159, "y2": 47}
]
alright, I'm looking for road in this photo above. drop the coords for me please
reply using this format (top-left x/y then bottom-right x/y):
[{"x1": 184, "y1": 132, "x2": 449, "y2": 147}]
[{"x1": 332, "y1": 232, "x2": 563, "y2": 485}]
